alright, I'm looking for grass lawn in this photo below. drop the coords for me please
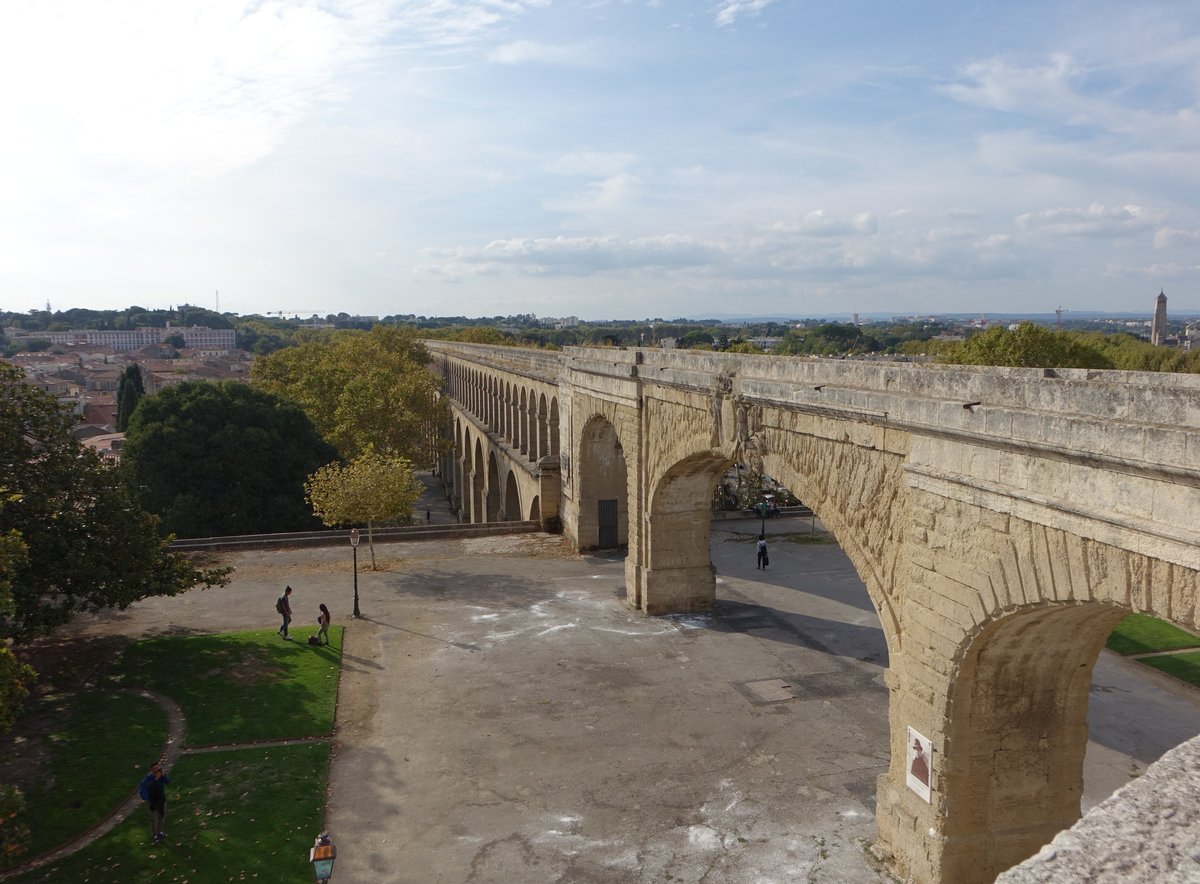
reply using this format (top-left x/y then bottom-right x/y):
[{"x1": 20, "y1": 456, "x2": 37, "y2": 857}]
[
  {"x1": 1138, "y1": 652, "x2": 1200, "y2": 689},
  {"x1": 108, "y1": 625, "x2": 344, "y2": 745},
  {"x1": 0, "y1": 691, "x2": 165, "y2": 868},
  {"x1": 1106, "y1": 613, "x2": 1200, "y2": 656},
  {"x1": 10, "y1": 743, "x2": 330, "y2": 884}
]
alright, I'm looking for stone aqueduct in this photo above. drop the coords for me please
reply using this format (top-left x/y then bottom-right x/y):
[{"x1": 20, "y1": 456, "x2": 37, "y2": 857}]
[{"x1": 426, "y1": 340, "x2": 1200, "y2": 884}]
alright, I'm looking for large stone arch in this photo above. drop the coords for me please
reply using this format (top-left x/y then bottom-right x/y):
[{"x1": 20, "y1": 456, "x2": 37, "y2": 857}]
[
  {"x1": 754, "y1": 408, "x2": 907, "y2": 651},
  {"x1": 642, "y1": 450, "x2": 731, "y2": 614},
  {"x1": 935, "y1": 601, "x2": 1125, "y2": 882},
  {"x1": 577, "y1": 414, "x2": 628, "y2": 551},
  {"x1": 452, "y1": 419, "x2": 464, "y2": 514},
  {"x1": 872, "y1": 477, "x2": 1200, "y2": 883},
  {"x1": 537, "y1": 393, "x2": 548, "y2": 462},
  {"x1": 549, "y1": 397, "x2": 560, "y2": 456},
  {"x1": 472, "y1": 437, "x2": 485, "y2": 524},
  {"x1": 487, "y1": 451, "x2": 501, "y2": 521},
  {"x1": 504, "y1": 471, "x2": 521, "y2": 521}
]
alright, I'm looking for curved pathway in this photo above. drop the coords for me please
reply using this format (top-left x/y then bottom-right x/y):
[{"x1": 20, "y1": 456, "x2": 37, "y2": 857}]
[{"x1": 0, "y1": 688, "x2": 327, "y2": 881}]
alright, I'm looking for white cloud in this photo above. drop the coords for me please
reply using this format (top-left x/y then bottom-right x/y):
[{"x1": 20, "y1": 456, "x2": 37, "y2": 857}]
[
  {"x1": 418, "y1": 233, "x2": 725, "y2": 277},
  {"x1": 1015, "y1": 204, "x2": 1161, "y2": 238},
  {"x1": 771, "y1": 210, "x2": 878, "y2": 237},
  {"x1": 1154, "y1": 228, "x2": 1200, "y2": 249},
  {"x1": 543, "y1": 173, "x2": 643, "y2": 214},
  {"x1": 489, "y1": 39, "x2": 605, "y2": 67},
  {"x1": 548, "y1": 152, "x2": 637, "y2": 177},
  {"x1": 714, "y1": 0, "x2": 777, "y2": 28}
]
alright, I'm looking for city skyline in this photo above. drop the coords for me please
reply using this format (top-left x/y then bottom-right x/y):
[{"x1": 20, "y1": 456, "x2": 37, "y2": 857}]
[{"x1": 2, "y1": 1, "x2": 1198, "y2": 320}]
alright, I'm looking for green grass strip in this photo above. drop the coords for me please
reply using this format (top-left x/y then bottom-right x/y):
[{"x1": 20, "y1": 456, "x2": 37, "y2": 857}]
[
  {"x1": 1137, "y1": 652, "x2": 1200, "y2": 689},
  {"x1": 0, "y1": 692, "x2": 165, "y2": 868},
  {"x1": 1106, "y1": 613, "x2": 1200, "y2": 656},
  {"x1": 10, "y1": 743, "x2": 330, "y2": 884},
  {"x1": 107, "y1": 625, "x2": 343, "y2": 746}
]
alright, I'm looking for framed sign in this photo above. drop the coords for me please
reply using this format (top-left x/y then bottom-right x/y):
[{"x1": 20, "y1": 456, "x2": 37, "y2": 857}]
[{"x1": 906, "y1": 726, "x2": 932, "y2": 803}]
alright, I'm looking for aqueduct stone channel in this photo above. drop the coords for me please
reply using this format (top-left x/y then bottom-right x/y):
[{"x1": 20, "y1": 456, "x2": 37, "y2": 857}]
[{"x1": 425, "y1": 340, "x2": 1200, "y2": 884}]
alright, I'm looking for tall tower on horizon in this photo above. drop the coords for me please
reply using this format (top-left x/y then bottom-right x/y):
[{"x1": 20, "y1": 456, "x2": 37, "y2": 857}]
[{"x1": 1151, "y1": 289, "x2": 1168, "y2": 346}]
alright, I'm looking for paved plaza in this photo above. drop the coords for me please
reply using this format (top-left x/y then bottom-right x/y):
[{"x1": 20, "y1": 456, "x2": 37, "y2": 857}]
[{"x1": 65, "y1": 513, "x2": 1200, "y2": 883}]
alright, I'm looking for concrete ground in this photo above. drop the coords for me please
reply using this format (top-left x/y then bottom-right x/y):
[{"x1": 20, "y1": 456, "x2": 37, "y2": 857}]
[{"x1": 62, "y1": 505, "x2": 1200, "y2": 883}]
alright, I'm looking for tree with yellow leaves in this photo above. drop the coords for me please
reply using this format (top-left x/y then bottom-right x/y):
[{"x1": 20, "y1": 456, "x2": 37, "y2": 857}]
[{"x1": 305, "y1": 448, "x2": 424, "y2": 570}]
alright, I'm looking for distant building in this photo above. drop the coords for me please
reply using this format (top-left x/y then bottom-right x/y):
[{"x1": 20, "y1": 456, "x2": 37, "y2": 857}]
[
  {"x1": 1151, "y1": 289, "x2": 1168, "y2": 346},
  {"x1": 34, "y1": 325, "x2": 236, "y2": 352}
]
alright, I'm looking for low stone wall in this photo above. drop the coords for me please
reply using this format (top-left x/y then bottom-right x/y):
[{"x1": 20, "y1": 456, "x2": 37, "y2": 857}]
[
  {"x1": 170, "y1": 521, "x2": 542, "y2": 552},
  {"x1": 996, "y1": 734, "x2": 1200, "y2": 883}
]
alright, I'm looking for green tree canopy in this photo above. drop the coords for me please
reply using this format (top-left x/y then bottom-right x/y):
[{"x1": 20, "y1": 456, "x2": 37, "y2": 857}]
[
  {"x1": 251, "y1": 325, "x2": 447, "y2": 464},
  {"x1": 123, "y1": 381, "x2": 338, "y2": 537},
  {"x1": 939, "y1": 322, "x2": 1114, "y2": 369},
  {"x1": 305, "y1": 448, "x2": 423, "y2": 569},
  {"x1": 115, "y1": 363, "x2": 145, "y2": 431},
  {"x1": 0, "y1": 365, "x2": 229, "y2": 641}
]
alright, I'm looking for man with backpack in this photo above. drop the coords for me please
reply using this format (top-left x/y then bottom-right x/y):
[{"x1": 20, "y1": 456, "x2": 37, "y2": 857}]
[
  {"x1": 276, "y1": 585, "x2": 293, "y2": 640},
  {"x1": 138, "y1": 761, "x2": 170, "y2": 844}
]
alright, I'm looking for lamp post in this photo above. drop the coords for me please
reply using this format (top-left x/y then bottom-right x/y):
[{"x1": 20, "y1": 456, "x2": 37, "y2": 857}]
[
  {"x1": 310, "y1": 832, "x2": 336, "y2": 882},
  {"x1": 349, "y1": 528, "x2": 361, "y2": 619}
]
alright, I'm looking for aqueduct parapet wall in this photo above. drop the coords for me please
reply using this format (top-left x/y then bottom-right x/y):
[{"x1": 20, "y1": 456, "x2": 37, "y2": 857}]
[{"x1": 425, "y1": 340, "x2": 1200, "y2": 883}]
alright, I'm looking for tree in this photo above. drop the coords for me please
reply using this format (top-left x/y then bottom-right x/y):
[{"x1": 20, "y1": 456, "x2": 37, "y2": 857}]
[
  {"x1": 123, "y1": 381, "x2": 338, "y2": 537},
  {"x1": 0, "y1": 365, "x2": 230, "y2": 642},
  {"x1": 251, "y1": 325, "x2": 447, "y2": 465},
  {"x1": 939, "y1": 323, "x2": 1113, "y2": 369},
  {"x1": 305, "y1": 448, "x2": 424, "y2": 570},
  {"x1": 115, "y1": 363, "x2": 145, "y2": 431}
]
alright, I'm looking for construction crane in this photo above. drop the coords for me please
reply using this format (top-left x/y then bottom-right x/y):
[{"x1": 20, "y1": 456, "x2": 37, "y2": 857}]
[{"x1": 1055, "y1": 305, "x2": 1068, "y2": 329}]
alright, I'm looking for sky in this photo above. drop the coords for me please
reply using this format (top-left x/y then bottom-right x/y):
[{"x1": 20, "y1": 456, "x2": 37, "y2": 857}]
[{"x1": 2, "y1": 0, "x2": 1198, "y2": 321}]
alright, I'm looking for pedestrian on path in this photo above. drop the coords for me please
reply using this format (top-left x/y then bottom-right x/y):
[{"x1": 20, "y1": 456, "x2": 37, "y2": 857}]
[
  {"x1": 138, "y1": 761, "x2": 170, "y2": 844},
  {"x1": 756, "y1": 535, "x2": 768, "y2": 570},
  {"x1": 276, "y1": 586, "x2": 293, "y2": 639},
  {"x1": 317, "y1": 603, "x2": 331, "y2": 645},
  {"x1": 426, "y1": 508, "x2": 431, "y2": 522}
]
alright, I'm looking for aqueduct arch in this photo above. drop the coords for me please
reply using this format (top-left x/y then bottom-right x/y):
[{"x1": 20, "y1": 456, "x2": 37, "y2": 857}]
[
  {"x1": 427, "y1": 341, "x2": 1200, "y2": 884},
  {"x1": 575, "y1": 414, "x2": 628, "y2": 552}
]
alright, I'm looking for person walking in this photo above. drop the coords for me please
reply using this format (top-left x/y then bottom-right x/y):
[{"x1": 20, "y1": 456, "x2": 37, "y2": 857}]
[
  {"x1": 317, "y1": 603, "x2": 331, "y2": 645},
  {"x1": 756, "y1": 535, "x2": 768, "y2": 570},
  {"x1": 276, "y1": 585, "x2": 293, "y2": 640},
  {"x1": 139, "y1": 761, "x2": 170, "y2": 844}
]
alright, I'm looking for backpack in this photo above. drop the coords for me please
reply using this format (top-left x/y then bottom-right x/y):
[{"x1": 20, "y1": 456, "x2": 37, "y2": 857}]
[{"x1": 276, "y1": 596, "x2": 285, "y2": 614}]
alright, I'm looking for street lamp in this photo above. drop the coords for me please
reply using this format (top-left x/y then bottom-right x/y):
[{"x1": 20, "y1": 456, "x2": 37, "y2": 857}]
[
  {"x1": 310, "y1": 832, "x2": 336, "y2": 882},
  {"x1": 349, "y1": 528, "x2": 361, "y2": 619}
]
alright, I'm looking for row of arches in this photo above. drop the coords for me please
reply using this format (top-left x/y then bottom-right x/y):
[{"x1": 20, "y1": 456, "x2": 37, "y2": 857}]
[
  {"x1": 442, "y1": 360, "x2": 560, "y2": 464},
  {"x1": 447, "y1": 418, "x2": 543, "y2": 523}
]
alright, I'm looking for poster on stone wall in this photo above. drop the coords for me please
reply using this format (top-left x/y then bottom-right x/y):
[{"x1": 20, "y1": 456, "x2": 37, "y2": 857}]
[{"x1": 906, "y1": 726, "x2": 932, "y2": 803}]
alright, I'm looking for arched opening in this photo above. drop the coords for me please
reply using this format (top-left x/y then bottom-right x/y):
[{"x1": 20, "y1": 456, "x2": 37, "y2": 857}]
[
  {"x1": 641, "y1": 451, "x2": 729, "y2": 613},
  {"x1": 486, "y1": 450, "x2": 501, "y2": 521},
  {"x1": 549, "y1": 398, "x2": 560, "y2": 456},
  {"x1": 527, "y1": 388, "x2": 538, "y2": 461},
  {"x1": 472, "y1": 438, "x2": 485, "y2": 524},
  {"x1": 529, "y1": 495, "x2": 540, "y2": 522},
  {"x1": 452, "y1": 420, "x2": 464, "y2": 514},
  {"x1": 503, "y1": 382, "x2": 512, "y2": 442},
  {"x1": 577, "y1": 415, "x2": 627, "y2": 551},
  {"x1": 536, "y1": 393, "x2": 548, "y2": 462},
  {"x1": 518, "y1": 388, "x2": 528, "y2": 455},
  {"x1": 938, "y1": 602, "x2": 1128, "y2": 882},
  {"x1": 504, "y1": 471, "x2": 520, "y2": 521}
]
